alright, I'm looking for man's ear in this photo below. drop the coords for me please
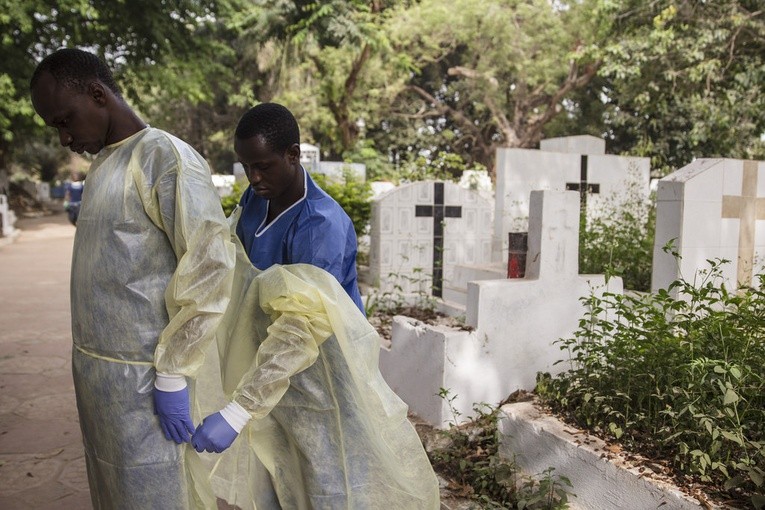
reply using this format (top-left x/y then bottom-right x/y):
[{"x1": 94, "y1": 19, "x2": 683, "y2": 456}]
[
  {"x1": 88, "y1": 82, "x2": 108, "y2": 106},
  {"x1": 286, "y1": 143, "x2": 301, "y2": 164}
]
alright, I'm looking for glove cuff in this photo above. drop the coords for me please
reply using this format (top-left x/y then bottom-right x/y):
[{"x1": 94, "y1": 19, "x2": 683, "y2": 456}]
[
  {"x1": 219, "y1": 401, "x2": 251, "y2": 433},
  {"x1": 154, "y1": 372, "x2": 188, "y2": 392}
]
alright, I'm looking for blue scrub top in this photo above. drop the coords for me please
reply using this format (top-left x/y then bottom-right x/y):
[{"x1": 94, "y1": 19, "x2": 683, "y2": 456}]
[
  {"x1": 66, "y1": 181, "x2": 84, "y2": 202},
  {"x1": 236, "y1": 169, "x2": 365, "y2": 314}
]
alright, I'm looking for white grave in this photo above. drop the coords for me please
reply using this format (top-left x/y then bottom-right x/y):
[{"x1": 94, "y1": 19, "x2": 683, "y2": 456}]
[
  {"x1": 299, "y1": 143, "x2": 320, "y2": 173},
  {"x1": 493, "y1": 136, "x2": 650, "y2": 262},
  {"x1": 540, "y1": 134, "x2": 606, "y2": 154},
  {"x1": 369, "y1": 181, "x2": 493, "y2": 298},
  {"x1": 458, "y1": 169, "x2": 492, "y2": 192},
  {"x1": 232, "y1": 162, "x2": 248, "y2": 185},
  {"x1": 379, "y1": 190, "x2": 622, "y2": 428},
  {"x1": 0, "y1": 194, "x2": 17, "y2": 237},
  {"x1": 315, "y1": 161, "x2": 366, "y2": 182},
  {"x1": 36, "y1": 182, "x2": 51, "y2": 202},
  {"x1": 211, "y1": 174, "x2": 236, "y2": 197},
  {"x1": 652, "y1": 158, "x2": 765, "y2": 291}
]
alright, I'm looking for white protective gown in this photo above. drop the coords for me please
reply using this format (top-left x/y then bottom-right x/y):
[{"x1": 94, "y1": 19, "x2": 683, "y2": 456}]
[
  {"x1": 70, "y1": 127, "x2": 235, "y2": 510},
  {"x1": 195, "y1": 208, "x2": 441, "y2": 510}
]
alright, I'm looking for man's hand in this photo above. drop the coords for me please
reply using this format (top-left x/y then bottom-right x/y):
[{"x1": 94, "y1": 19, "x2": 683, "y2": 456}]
[
  {"x1": 191, "y1": 412, "x2": 239, "y2": 453},
  {"x1": 153, "y1": 387, "x2": 195, "y2": 443}
]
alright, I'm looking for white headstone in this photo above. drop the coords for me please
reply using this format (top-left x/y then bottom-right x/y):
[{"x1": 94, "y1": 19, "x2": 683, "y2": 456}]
[
  {"x1": 369, "y1": 181, "x2": 493, "y2": 298},
  {"x1": 0, "y1": 194, "x2": 17, "y2": 237},
  {"x1": 539, "y1": 134, "x2": 606, "y2": 154},
  {"x1": 652, "y1": 158, "x2": 765, "y2": 291},
  {"x1": 370, "y1": 181, "x2": 396, "y2": 198},
  {"x1": 36, "y1": 182, "x2": 51, "y2": 202},
  {"x1": 458, "y1": 170, "x2": 492, "y2": 192},
  {"x1": 493, "y1": 140, "x2": 650, "y2": 262},
  {"x1": 300, "y1": 143, "x2": 320, "y2": 173},
  {"x1": 232, "y1": 162, "x2": 247, "y2": 185},
  {"x1": 315, "y1": 161, "x2": 366, "y2": 182},
  {"x1": 379, "y1": 190, "x2": 622, "y2": 427},
  {"x1": 211, "y1": 174, "x2": 236, "y2": 198}
]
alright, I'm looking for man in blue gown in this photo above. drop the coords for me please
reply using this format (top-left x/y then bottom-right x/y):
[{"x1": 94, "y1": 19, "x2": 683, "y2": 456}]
[{"x1": 234, "y1": 103, "x2": 365, "y2": 314}]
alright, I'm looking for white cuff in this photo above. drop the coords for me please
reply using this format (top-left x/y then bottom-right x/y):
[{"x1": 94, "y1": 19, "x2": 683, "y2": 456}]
[
  {"x1": 154, "y1": 372, "x2": 188, "y2": 392},
  {"x1": 219, "y1": 401, "x2": 251, "y2": 433}
]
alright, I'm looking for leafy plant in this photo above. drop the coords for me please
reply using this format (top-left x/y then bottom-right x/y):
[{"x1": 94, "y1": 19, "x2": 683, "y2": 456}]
[
  {"x1": 220, "y1": 180, "x2": 246, "y2": 217},
  {"x1": 312, "y1": 168, "x2": 372, "y2": 239},
  {"x1": 430, "y1": 389, "x2": 573, "y2": 509},
  {"x1": 537, "y1": 257, "x2": 765, "y2": 508},
  {"x1": 578, "y1": 169, "x2": 655, "y2": 292}
]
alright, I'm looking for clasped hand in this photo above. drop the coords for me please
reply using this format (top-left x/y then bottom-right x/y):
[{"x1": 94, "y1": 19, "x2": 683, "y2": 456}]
[{"x1": 154, "y1": 388, "x2": 239, "y2": 452}]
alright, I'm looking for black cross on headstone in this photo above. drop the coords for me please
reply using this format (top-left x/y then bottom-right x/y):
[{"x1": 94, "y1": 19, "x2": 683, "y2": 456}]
[
  {"x1": 415, "y1": 182, "x2": 462, "y2": 297},
  {"x1": 565, "y1": 155, "x2": 600, "y2": 207}
]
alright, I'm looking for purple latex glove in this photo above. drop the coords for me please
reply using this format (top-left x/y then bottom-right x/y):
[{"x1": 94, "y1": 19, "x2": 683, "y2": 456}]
[
  {"x1": 153, "y1": 387, "x2": 195, "y2": 443},
  {"x1": 191, "y1": 412, "x2": 239, "y2": 453}
]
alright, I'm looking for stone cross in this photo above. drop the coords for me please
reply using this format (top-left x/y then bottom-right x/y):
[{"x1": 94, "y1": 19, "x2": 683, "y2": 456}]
[
  {"x1": 721, "y1": 160, "x2": 765, "y2": 286},
  {"x1": 565, "y1": 155, "x2": 600, "y2": 207},
  {"x1": 415, "y1": 182, "x2": 462, "y2": 297}
]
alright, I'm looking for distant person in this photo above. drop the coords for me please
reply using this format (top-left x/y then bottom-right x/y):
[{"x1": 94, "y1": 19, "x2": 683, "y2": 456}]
[
  {"x1": 30, "y1": 48, "x2": 235, "y2": 508},
  {"x1": 233, "y1": 103, "x2": 365, "y2": 314},
  {"x1": 63, "y1": 171, "x2": 84, "y2": 225}
]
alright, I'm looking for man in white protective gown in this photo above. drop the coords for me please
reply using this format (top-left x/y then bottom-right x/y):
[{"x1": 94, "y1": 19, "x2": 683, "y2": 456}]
[
  {"x1": 30, "y1": 48, "x2": 236, "y2": 509},
  {"x1": 190, "y1": 207, "x2": 441, "y2": 509}
]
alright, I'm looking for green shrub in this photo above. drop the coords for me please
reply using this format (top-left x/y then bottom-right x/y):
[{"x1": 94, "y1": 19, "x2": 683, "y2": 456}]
[
  {"x1": 431, "y1": 390, "x2": 573, "y2": 509},
  {"x1": 220, "y1": 180, "x2": 245, "y2": 217},
  {"x1": 312, "y1": 169, "x2": 372, "y2": 239},
  {"x1": 578, "y1": 172, "x2": 655, "y2": 292},
  {"x1": 537, "y1": 257, "x2": 765, "y2": 508},
  {"x1": 398, "y1": 151, "x2": 486, "y2": 183}
]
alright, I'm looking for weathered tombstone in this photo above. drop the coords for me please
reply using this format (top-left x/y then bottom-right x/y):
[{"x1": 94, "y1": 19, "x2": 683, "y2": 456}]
[
  {"x1": 36, "y1": 182, "x2": 51, "y2": 203},
  {"x1": 493, "y1": 135, "x2": 650, "y2": 262},
  {"x1": 210, "y1": 174, "x2": 236, "y2": 198},
  {"x1": 379, "y1": 190, "x2": 622, "y2": 428},
  {"x1": 299, "y1": 143, "x2": 320, "y2": 174},
  {"x1": 232, "y1": 162, "x2": 247, "y2": 185},
  {"x1": 369, "y1": 181, "x2": 493, "y2": 298},
  {"x1": 652, "y1": 158, "x2": 765, "y2": 292},
  {"x1": 316, "y1": 161, "x2": 366, "y2": 182},
  {"x1": 0, "y1": 194, "x2": 17, "y2": 237},
  {"x1": 458, "y1": 169, "x2": 492, "y2": 192}
]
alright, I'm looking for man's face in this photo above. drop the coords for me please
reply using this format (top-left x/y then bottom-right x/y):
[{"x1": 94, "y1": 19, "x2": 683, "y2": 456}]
[
  {"x1": 31, "y1": 71, "x2": 110, "y2": 155},
  {"x1": 235, "y1": 135, "x2": 301, "y2": 200}
]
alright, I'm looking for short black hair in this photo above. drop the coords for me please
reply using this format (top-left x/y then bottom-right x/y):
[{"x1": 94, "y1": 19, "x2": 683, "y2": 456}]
[
  {"x1": 235, "y1": 103, "x2": 300, "y2": 154},
  {"x1": 30, "y1": 48, "x2": 122, "y2": 97}
]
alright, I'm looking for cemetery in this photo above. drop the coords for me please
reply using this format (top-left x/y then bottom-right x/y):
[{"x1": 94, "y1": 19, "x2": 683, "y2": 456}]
[
  {"x1": 3, "y1": 3, "x2": 765, "y2": 508},
  {"x1": 4, "y1": 135, "x2": 762, "y2": 509},
  {"x1": 358, "y1": 136, "x2": 763, "y2": 509}
]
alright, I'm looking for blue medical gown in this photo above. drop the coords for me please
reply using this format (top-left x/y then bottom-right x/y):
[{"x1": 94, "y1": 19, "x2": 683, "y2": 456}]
[{"x1": 236, "y1": 169, "x2": 365, "y2": 314}]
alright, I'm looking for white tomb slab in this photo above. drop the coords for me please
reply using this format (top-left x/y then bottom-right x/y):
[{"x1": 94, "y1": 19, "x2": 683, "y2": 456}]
[
  {"x1": 379, "y1": 190, "x2": 622, "y2": 428},
  {"x1": 232, "y1": 162, "x2": 248, "y2": 185},
  {"x1": 211, "y1": 174, "x2": 236, "y2": 198},
  {"x1": 369, "y1": 181, "x2": 396, "y2": 198},
  {"x1": 0, "y1": 194, "x2": 17, "y2": 237},
  {"x1": 299, "y1": 143, "x2": 320, "y2": 173},
  {"x1": 36, "y1": 182, "x2": 51, "y2": 202},
  {"x1": 458, "y1": 169, "x2": 493, "y2": 192},
  {"x1": 493, "y1": 137, "x2": 650, "y2": 262},
  {"x1": 539, "y1": 134, "x2": 606, "y2": 155},
  {"x1": 315, "y1": 161, "x2": 366, "y2": 182},
  {"x1": 369, "y1": 181, "x2": 493, "y2": 298},
  {"x1": 652, "y1": 158, "x2": 765, "y2": 291}
]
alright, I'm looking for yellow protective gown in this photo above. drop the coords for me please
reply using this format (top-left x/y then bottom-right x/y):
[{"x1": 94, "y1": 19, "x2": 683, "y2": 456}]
[
  {"x1": 70, "y1": 127, "x2": 235, "y2": 510},
  {"x1": 195, "y1": 208, "x2": 440, "y2": 510}
]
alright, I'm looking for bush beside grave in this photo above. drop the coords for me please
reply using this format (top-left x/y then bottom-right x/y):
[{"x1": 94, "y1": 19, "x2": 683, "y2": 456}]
[
  {"x1": 536, "y1": 259, "x2": 765, "y2": 509},
  {"x1": 578, "y1": 173, "x2": 655, "y2": 292}
]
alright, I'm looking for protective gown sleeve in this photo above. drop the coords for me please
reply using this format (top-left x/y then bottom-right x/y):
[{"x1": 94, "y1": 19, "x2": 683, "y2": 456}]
[
  {"x1": 131, "y1": 136, "x2": 236, "y2": 378},
  {"x1": 230, "y1": 267, "x2": 334, "y2": 418}
]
